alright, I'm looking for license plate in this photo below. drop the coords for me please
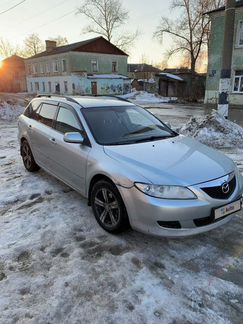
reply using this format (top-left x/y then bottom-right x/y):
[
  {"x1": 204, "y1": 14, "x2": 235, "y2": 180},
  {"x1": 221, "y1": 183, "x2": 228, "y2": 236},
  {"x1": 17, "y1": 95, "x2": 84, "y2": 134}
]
[{"x1": 214, "y1": 198, "x2": 242, "y2": 220}]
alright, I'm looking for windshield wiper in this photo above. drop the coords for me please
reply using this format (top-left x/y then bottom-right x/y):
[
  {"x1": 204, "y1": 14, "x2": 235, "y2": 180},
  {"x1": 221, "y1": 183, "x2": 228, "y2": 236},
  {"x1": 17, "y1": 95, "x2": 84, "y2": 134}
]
[
  {"x1": 105, "y1": 134, "x2": 177, "y2": 145},
  {"x1": 133, "y1": 135, "x2": 176, "y2": 143},
  {"x1": 105, "y1": 140, "x2": 138, "y2": 145},
  {"x1": 124, "y1": 126, "x2": 155, "y2": 136}
]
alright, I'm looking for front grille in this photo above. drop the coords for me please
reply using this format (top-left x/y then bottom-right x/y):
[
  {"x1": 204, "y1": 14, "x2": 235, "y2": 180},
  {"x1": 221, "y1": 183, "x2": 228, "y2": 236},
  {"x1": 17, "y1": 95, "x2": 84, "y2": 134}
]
[
  {"x1": 157, "y1": 221, "x2": 181, "y2": 229},
  {"x1": 201, "y1": 176, "x2": 236, "y2": 199}
]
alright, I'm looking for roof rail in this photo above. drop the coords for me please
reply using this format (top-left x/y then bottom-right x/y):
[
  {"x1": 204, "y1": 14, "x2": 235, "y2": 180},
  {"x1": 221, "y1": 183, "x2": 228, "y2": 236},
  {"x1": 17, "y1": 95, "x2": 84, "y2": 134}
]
[
  {"x1": 88, "y1": 94, "x2": 131, "y2": 103},
  {"x1": 36, "y1": 94, "x2": 80, "y2": 105},
  {"x1": 111, "y1": 95, "x2": 131, "y2": 103}
]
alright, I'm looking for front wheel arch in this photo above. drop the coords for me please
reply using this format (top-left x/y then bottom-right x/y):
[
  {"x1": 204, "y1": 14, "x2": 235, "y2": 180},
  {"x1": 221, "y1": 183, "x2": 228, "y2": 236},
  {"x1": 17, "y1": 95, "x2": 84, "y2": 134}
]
[
  {"x1": 88, "y1": 174, "x2": 116, "y2": 206},
  {"x1": 90, "y1": 178, "x2": 130, "y2": 233}
]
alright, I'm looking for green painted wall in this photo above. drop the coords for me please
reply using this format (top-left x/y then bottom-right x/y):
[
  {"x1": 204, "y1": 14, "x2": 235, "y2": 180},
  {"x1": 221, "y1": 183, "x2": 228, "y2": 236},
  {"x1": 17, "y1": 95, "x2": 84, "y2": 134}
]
[
  {"x1": 69, "y1": 52, "x2": 127, "y2": 75},
  {"x1": 205, "y1": 8, "x2": 243, "y2": 106},
  {"x1": 26, "y1": 52, "x2": 128, "y2": 77}
]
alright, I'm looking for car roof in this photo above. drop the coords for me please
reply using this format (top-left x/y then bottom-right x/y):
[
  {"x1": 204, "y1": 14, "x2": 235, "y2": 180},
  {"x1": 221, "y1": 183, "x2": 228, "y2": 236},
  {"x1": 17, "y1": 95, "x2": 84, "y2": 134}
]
[{"x1": 33, "y1": 95, "x2": 134, "y2": 108}]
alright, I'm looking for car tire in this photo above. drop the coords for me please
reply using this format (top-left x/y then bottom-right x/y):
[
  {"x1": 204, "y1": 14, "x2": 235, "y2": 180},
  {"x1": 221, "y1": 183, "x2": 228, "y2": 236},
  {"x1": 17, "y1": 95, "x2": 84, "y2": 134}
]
[
  {"x1": 21, "y1": 140, "x2": 40, "y2": 172},
  {"x1": 91, "y1": 180, "x2": 130, "y2": 233}
]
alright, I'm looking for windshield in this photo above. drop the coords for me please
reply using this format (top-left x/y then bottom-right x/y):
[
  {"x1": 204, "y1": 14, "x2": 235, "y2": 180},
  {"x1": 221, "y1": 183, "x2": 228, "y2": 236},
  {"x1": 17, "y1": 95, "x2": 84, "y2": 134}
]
[{"x1": 82, "y1": 105, "x2": 177, "y2": 145}]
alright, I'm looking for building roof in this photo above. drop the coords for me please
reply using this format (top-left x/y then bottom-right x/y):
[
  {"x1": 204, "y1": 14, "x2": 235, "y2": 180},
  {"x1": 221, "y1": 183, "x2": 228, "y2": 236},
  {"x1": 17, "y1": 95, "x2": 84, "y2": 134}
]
[
  {"x1": 157, "y1": 72, "x2": 184, "y2": 81},
  {"x1": 2, "y1": 54, "x2": 25, "y2": 62},
  {"x1": 27, "y1": 36, "x2": 128, "y2": 59},
  {"x1": 162, "y1": 68, "x2": 192, "y2": 75},
  {"x1": 128, "y1": 63, "x2": 162, "y2": 73},
  {"x1": 205, "y1": 0, "x2": 243, "y2": 15}
]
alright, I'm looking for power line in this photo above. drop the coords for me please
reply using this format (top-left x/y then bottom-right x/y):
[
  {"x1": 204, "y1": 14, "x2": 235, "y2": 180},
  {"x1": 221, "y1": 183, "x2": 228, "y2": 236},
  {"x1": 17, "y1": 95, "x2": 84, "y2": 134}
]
[
  {"x1": 31, "y1": 9, "x2": 76, "y2": 32},
  {"x1": 22, "y1": 0, "x2": 67, "y2": 23},
  {"x1": 0, "y1": 0, "x2": 26, "y2": 15}
]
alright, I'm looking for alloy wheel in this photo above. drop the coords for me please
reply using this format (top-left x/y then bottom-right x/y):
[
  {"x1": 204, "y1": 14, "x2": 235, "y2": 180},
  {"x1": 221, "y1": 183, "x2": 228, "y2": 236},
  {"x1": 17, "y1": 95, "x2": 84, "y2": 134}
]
[{"x1": 94, "y1": 187, "x2": 121, "y2": 228}]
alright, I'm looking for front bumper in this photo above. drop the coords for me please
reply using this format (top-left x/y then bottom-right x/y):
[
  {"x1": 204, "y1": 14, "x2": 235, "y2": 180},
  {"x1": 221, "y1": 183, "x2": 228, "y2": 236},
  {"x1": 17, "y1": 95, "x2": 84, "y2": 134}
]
[{"x1": 118, "y1": 173, "x2": 243, "y2": 237}]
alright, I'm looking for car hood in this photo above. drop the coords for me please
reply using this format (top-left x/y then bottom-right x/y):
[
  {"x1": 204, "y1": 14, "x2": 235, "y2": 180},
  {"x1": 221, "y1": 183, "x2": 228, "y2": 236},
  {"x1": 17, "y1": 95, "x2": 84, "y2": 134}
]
[{"x1": 104, "y1": 135, "x2": 235, "y2": 186}]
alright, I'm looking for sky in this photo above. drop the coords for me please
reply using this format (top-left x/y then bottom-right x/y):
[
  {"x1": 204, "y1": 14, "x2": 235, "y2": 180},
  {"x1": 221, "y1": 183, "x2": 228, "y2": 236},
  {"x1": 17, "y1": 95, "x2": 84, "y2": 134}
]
[{"x1": 0, "y1": 0, "x2": 176, "y2": 65}]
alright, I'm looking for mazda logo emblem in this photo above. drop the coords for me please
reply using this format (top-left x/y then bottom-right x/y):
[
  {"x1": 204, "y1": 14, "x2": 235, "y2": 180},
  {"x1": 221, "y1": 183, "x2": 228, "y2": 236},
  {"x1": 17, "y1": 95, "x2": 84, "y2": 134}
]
[{"x1": 221, "y1": 182, "x2": 230, "y2": 194}]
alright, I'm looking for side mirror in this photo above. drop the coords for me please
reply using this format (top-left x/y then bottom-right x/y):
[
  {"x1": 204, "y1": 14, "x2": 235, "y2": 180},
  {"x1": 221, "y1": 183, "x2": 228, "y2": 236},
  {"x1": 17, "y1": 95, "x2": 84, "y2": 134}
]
[{"x1": 64, "y1": 132, "x2": 84, "y2": 144}]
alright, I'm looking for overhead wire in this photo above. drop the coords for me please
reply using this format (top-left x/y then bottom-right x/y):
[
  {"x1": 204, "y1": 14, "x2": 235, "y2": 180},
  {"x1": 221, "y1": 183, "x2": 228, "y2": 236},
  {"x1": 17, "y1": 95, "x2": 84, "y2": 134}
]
[
  {"x1": 29, "y1": 9, "x2": 76, "y2": 32},
  {"x1": 0, "y1": 0, "x2": 26, "y2": 16}
]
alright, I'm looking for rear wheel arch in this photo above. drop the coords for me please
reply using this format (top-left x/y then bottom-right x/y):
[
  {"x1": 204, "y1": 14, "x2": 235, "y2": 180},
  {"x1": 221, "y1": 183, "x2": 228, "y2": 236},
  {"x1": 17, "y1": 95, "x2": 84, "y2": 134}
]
[
  {"x1": 20, "y1": 139, "x2": 40, "y2": 172},
  {"x1": 20, "y1": 137, "x2": 27, "y2": 155}
]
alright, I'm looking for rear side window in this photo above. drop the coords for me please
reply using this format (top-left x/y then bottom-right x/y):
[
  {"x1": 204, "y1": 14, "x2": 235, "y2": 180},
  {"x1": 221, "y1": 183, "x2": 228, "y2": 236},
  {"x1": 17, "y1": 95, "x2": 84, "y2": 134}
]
[
  {"x1": 24, "y1": 100, "x2": 41, "y2": 118},
  {"x1": 55, "y1": 107, "x2": 82, "y2": 133},
  {"x1": 38, "y1": 103, "x2": 58, "y2": 127}
]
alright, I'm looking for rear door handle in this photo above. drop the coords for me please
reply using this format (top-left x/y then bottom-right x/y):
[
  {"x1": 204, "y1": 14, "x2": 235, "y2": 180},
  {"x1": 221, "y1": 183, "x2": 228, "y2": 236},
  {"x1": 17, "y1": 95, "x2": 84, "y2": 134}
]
[{"x1": 49, "y1": 137, "x2": 57, "y2": 144}]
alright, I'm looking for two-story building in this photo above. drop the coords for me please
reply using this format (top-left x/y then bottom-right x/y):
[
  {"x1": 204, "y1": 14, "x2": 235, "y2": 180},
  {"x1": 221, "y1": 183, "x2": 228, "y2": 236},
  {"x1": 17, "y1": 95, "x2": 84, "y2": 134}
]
[
  {"x1": 25, "y1": 36, "x2": 130, "y2": 95},
  {"x1": 205, "y1": 1, "x2": 243, "y2": 107}
]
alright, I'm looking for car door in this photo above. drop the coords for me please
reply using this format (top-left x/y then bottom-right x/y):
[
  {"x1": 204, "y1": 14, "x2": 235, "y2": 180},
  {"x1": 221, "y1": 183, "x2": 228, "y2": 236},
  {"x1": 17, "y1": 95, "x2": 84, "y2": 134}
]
[
  {"x1": 27, "y1": 101, "x2": 59, "y2": 169},
  {"x1": 48, "y1": 103, "x2": 91, "y2": 195}
]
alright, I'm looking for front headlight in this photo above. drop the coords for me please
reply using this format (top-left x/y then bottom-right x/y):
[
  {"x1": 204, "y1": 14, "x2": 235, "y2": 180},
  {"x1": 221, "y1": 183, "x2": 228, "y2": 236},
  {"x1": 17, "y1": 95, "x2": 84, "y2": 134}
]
[{"x1": 134, "y1": 183, "x2": 197, "y2": 199}]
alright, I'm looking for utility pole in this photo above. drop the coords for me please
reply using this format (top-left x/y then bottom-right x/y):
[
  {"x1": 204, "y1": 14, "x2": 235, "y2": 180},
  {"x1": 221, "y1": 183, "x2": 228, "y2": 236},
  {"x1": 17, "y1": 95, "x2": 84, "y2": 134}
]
[{"x1": 217, "y1": 0, "x2": 236, "y2": 118}]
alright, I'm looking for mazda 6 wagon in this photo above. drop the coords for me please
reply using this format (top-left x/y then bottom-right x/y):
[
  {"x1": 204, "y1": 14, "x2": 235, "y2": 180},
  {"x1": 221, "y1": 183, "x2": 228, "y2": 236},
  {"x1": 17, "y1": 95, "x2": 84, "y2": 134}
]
[{"x1": 18, "y1": 95, "x2": 243, "y2": 237}]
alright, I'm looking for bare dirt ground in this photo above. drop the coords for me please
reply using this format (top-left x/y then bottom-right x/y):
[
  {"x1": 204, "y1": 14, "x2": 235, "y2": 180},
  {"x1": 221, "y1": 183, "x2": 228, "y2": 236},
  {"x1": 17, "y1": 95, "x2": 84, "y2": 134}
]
[{"x1": 0, "y1": 107, "x2": 243, "y2": 324}]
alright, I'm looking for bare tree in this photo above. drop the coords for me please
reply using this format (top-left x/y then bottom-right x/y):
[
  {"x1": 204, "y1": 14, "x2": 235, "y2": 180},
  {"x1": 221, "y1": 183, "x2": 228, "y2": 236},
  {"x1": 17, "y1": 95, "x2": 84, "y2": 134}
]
[
  {"x1": 77, "y1": 0, "x2": 138, "y2": 51},
  {"x1": 0, "y1": 38, "x2": 19, "y2": 58},
  {"x1": 48, "y1": 35, "x2": 69, "y2": 46},
  {"x1": 154, "y1": 0, "x2": 224, "y2": 98},
  {"x1": 155, "y1": 0, "x2": 224, "y2": 74},
  {"x1": 22, "y1": 33, "x2": 44, "y2": 57}
]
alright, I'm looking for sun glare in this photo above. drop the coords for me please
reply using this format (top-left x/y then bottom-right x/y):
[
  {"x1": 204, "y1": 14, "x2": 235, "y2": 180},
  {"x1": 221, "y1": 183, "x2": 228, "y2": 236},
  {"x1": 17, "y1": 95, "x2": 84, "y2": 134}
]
[{"x1": 0, "y1": 58, "x2": 3, "y2": 69}]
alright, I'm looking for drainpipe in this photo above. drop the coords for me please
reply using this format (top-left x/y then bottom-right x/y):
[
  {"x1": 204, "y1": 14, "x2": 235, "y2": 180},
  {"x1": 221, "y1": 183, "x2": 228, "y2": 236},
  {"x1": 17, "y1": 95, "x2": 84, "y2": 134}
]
[{"x1": 217, "y1": 0, "x2": 236, "y2": 118}]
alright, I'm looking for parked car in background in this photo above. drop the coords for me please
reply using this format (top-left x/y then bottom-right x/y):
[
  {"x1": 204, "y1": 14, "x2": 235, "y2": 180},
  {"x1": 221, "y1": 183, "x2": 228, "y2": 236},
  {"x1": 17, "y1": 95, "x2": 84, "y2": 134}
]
[{"x1": 18, "y1": 95, "x2": 243, "y2": 237}]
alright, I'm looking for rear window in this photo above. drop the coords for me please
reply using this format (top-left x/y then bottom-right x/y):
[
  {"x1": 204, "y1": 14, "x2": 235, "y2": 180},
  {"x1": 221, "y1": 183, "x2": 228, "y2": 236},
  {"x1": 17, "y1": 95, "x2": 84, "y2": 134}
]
[{"x1": 24, "y1": 100, "x2": 41, "y2": 118}]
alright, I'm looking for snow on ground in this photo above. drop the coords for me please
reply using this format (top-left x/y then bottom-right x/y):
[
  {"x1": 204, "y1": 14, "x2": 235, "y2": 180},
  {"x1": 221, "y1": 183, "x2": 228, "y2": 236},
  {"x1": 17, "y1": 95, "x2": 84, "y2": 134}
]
[
  {"x1": 180, "y1": 111, "x2": 243, "y2": 149},
  {"x1": 0, "y1": 101, "x2": 24, "y2": 121},
  {"x1": 120, "y1": 91, "x2": 177, "y2": 104},
  {"x1": 0, "y1": 101, "x2": 243, "y2": 324}
]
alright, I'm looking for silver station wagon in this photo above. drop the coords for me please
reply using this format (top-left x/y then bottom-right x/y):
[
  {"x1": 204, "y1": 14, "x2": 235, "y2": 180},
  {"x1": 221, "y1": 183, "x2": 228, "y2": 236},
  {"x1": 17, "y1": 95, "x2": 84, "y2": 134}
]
[{"x1": 18, "y1": 95, "x2": 243, "y2": 237}]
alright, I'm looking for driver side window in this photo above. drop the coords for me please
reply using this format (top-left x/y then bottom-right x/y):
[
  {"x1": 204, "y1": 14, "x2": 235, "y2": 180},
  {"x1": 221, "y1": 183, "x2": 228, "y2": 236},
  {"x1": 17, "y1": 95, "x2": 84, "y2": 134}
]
[{"x1": 55, "y1": 106, "x2": 82, "y2": 134}]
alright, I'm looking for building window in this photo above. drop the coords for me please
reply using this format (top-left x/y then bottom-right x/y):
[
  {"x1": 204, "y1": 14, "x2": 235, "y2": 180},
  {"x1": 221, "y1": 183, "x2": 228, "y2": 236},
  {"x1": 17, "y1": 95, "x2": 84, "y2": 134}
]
[
  {"x1": 55, "y1": 82, "x2": 60, "y2": 93},
  {"x1": 53, "y1": 61, "x2": 59, "y2": 72},
  {"x1": 32, "y1": 64, "x2": 37, "y2": 74},
  {"x1": 42, "y1": 82, "x2": 45, "y2": 92},
  {"x1": 237, "y1": 20, "x2": 243, "y2": 47},
  {"x1": 30, "y1": 82, "x2": 33, "y2": 92},
  {"x1": 48, "y1": 81, "x2": 52, "y2": 92},
  {"x1": 34, "y1": 82, "x2": 39, "y2": 92},
  {"x1": 28, "y1": 64, "x2": 32, "y2": 74},
  {"x1": 233, "y1": 71, "x2": 243, "y2": 93},
  {"x1": 40, "y1": 63, "x2": 44, "y2": 73},
  {"x1": 72, "y1": 83, "x2": 75, "y2": 91},
  {"x1": 64, "y1": 81, "x2": 68, "y2": 93},
  {"x1": 62, "y1": 59, "x2": 67, "y2": 72},
  {"x1": 91, "y1": 60, "x2": 98, "y2": 72},
  {"x1": 46, "y1": 63, "x2": 50, "y2": 73},
  {"x1": 112, "y1": 61, "x2": 118, "y2": 73}
]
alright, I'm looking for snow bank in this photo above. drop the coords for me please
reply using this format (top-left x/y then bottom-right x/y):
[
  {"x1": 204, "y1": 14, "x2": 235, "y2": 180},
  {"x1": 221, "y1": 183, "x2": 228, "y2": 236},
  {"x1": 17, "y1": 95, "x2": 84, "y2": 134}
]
[
  {"x1": 0, "y1": 101, "x2": 24, "y2": 121},
  {"x1": 180, "y1": 111, "x2": 243, "y2": 149},
  {"x1": 120, "y1": 91, "x2": 177, "y2": 104}
]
